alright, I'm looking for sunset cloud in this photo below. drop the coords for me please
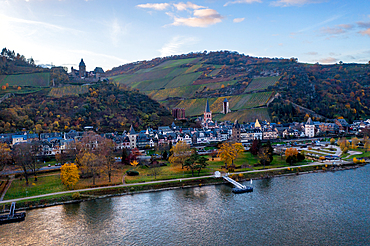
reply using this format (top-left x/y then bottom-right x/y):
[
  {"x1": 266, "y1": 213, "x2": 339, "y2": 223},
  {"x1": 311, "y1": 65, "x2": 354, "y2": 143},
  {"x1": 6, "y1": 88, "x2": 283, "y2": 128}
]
[
  {"x1": 319, "y1": 57, "x2": 338, "y2": 64},
  {"x1": 271, "y1": 0, "x2": 325, "y2": 7},
  {"x1": 173, "y1": 2, "x2": 204, "y2": 11},
  {"x1": 359, "y1": 28, "x2": 370, "y2": 36},
  {"x1": 136, "y1": 3, "x2": 170, "y2": 11},
  {"x1": 224, "y1": 0, "x2": 261, "y2": 7},
  {"x1": 320, "y1": 24, "x2": 353, "y2": 35},
  {"x1": 170, "y1": 9, "x2": 224, "y2": 27}
]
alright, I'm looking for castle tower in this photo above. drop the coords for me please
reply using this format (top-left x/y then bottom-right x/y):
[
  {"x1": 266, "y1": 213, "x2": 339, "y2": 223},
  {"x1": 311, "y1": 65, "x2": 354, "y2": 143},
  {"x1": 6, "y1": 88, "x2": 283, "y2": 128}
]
[
  {"x1": 128, "y1": 125, "x2": 138, "y2": 149},
  {"x1": 222, "y1": 98, "x2": 230, "y2": 114},
  {"x1": 232, "y1": 119, "x2": 241, "y2": 143},
  {"x1": 79, "y1": 58, "x2": 86, "y2": 78},
  {"x1": 203, "y1": 99, "x2": 212, "y2": 123},
  {"x1": 305, "y1": 117, "x2": 315, "y2": 138}
]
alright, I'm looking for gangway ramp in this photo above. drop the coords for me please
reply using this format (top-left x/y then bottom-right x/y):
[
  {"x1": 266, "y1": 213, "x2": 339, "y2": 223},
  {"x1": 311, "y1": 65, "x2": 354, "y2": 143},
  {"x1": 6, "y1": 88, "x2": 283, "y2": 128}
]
[{"x1": 223, "y1": 176, "x2": 246, "y2": 189}]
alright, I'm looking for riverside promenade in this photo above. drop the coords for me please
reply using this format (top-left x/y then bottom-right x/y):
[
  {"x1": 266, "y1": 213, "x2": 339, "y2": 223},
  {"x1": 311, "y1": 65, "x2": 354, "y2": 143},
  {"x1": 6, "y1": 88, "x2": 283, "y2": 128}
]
[{"x1": 0, "y1": 160, "x2": 355, "y2": 205}]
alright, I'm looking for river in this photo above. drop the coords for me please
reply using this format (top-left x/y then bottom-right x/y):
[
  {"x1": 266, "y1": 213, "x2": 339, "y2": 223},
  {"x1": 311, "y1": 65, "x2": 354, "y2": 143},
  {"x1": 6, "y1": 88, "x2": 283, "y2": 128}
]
[{"x1": 1, "y1": 165, "x2": 369, "y2": 246}]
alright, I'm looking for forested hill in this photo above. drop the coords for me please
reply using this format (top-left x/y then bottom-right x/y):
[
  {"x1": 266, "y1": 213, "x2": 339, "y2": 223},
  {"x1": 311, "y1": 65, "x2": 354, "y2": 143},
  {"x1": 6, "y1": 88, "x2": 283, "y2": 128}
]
[
  {"x1": 108, "y1": 51, "x2": 370, "y2": 123},
  {"x1": 0, "y1": 83, "x2": 173, "y2": 133}
]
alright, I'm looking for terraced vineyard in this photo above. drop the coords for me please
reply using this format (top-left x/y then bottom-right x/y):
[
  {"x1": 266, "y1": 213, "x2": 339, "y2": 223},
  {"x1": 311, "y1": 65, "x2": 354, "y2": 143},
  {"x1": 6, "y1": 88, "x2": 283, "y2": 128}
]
[
  {"x1": 0, "y1": 73, "x2": 50, "y2": 87},
  {"x1": 214, "y1": 108, "x2": 271, "y2": 123},
  {"x1": 166, "y1": 92, "x2": 273, "y2": 117},
  {"x1": 244, "y1": 76, "x2": 280, "y2": 92},
  {"x1": 109, "y1": 56, "x2": 277, "y2": 122},
  {"x1": 48, "y1": 85, "x2": 89, "y2": 98}
]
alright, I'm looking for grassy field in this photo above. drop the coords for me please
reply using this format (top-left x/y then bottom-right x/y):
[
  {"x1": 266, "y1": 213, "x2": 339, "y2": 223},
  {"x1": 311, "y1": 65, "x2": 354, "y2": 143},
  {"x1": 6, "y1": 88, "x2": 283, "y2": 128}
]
[
  {"x1": 3, "y1": 149, "x2": 319, "y2": 201},
  {"x1": 48, "y1": 85, "x2": 89, "y2": 98},
  {"x1": 244, "y1": 76, "x2": 280, "y2": 93},
  {"x1": 0, "y1": 73, "x2": 50, "y2": 87},
  {"x1": 4, "y1": 174, "x2": 66, "y2": 200}
]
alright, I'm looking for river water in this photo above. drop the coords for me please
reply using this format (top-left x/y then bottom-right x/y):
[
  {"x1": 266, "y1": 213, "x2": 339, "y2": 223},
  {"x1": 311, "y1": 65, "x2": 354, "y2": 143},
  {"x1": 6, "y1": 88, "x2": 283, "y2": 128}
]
[{"x1": 1, "y1": 166, "x2": 370, "y2": 246}]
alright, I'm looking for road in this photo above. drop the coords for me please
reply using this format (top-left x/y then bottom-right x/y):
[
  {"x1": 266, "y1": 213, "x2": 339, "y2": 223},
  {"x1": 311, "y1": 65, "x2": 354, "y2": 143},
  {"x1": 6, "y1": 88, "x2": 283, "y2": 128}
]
[{"x1": 0, "y1": 166, "x2": 61, "y2": 176}]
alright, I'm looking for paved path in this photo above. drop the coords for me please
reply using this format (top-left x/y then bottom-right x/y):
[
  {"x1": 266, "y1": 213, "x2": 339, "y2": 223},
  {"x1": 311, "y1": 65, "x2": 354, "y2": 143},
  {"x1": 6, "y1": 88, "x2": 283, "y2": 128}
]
[
  {"x1": 0, "y1": 178, "x2": 14, "y2": 201},
  {"x1": 0, "y1": 161, "x2": 355, "y2": 205}
]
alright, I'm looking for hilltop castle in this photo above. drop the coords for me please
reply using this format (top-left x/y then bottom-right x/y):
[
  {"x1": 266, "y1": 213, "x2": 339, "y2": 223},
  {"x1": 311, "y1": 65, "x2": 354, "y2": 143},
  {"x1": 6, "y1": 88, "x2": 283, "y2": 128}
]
[{"x1": 69, "y1": 58, "x2": 106, "y2": 82}]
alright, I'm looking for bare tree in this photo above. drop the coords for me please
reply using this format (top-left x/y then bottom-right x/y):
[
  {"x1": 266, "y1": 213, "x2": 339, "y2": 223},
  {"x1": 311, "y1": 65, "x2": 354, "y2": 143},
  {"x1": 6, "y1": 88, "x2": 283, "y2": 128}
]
[
  {"x1": 12, "y1": 143, "x2": 32, "y2": 185},
  {"x1": 29, "y1": 141, "x2": 43, "y2": 181}
]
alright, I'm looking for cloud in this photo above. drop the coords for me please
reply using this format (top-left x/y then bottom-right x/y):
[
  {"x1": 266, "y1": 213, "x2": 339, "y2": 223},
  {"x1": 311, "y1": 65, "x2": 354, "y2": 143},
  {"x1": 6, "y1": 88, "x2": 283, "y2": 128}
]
[
  {"x1": 319, "y1": 57, "x2": 338, "y2": 64},
  {"x1": 271, "y1": 0, "x2": 326, "y2": 7},
  {"x1": 233, "y1": 18, "x2": 245, "y2": 23},
  {"x1": 297, "y1": 15, "x2": 342, "y2": 33},
  {"x1": 320, "y1": 24, "x2": 353, "y2": 35},
  {"x1": 0, "y1": 14, "x2": 79, "y2": 33},
  {"x1": 136, "y1": 3, "x2": 170, "y2": 10},
  {"x1": 224, "y1": 0, "x2": 261, "y2": 7},
  {"x1": 68, "y1": 49, "x2": 128, "y2": 63},
  {"x1": 170, "y1": 9, "x2": 224, "y2": 27},
  {"x1": 159, "y1": 36, "x2": 198, "y2": 57},
  {"x1": 173, "y1": 2, "x2": 205, "y2": 11},
  {"x1": 359, "y1": 28, "x2": 370, "y2": 36},
  {"x1": 305, "y1": 52, "x2": 318, "y2": 55},
  {"x1": 109, "y1": 18, "x2": 129, "y2": 46},
  {"x1": 357, "y1": 21, "x2": 370, "y2": 28}
]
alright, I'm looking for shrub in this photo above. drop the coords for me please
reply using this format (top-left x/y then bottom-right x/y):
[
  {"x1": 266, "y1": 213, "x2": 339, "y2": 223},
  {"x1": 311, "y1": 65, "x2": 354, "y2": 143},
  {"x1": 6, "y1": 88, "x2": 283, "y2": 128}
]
[
  {"x1": 126, "y1": 170, "x2": 139, "y2": 176},
  {"x1": 72, "y1": 192, "x2": 80, "y2": 200}
]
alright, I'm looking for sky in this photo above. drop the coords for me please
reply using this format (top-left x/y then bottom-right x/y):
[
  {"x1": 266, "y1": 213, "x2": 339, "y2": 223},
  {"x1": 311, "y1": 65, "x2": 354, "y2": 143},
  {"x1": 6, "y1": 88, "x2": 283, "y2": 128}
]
[{"x1": 1, "y1": 0, "x2": 369, "y2": 72}]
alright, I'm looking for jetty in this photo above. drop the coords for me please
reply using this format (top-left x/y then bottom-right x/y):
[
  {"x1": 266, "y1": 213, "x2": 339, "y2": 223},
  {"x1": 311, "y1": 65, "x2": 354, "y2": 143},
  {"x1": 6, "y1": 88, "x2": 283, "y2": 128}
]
[
  {"x1": 0, "y1": 202, "x2": 26, "y2": 225},
  {"x1": 214, "y1": 171, "x2": 253, "y2": 194}
]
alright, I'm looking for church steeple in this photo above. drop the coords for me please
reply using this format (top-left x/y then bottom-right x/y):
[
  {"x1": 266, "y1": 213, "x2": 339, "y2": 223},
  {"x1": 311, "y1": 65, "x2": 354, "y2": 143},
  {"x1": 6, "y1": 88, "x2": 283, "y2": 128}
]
[
  {"x1": 203, "y1": 99, "x2": 212, "y2": 123},
  {"x1": 205, "y1": 99, "x2": 211, "y2": 113}
]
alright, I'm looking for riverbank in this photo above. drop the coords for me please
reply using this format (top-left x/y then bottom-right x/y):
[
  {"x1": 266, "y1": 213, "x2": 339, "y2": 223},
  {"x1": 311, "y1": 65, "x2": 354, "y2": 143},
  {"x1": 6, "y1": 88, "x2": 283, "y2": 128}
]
[{"x1": 0, "y1": 162, "x2": 365, "y2": 213}]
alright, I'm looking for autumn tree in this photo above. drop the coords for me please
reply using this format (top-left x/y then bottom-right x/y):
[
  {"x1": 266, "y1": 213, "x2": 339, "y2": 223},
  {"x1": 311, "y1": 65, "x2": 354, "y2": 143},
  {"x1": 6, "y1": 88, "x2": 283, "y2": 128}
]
[
  {"x1": 60, "y1": 163, "x2": 80, "y2": 189},
  {"x1": 258, "y1": 141, "x2": 273, "y2": 168},
  {"x1": 338, "y1": 137, "x2": 349, "y2": 151},
  {"x1": 363, "y1": 136, "x2": 370, "y2": 152},
  {"x1": 79, "y1": 152, "x2": 100, "y2": 185},
  {"x1": 0, "y1": 143, "x2": 11, "y2": 172},
  {"x1": 330, "y1": 138, "x2": 336, "y2": 146},
  {"x1": 218, "y1": 142, "x2": 244, "y2": 169},
  {"x1": 351, "y1": 137, "x2": 359, "y2": 149},
  {"x1": 96, "y1": 138, "x2": 116, "y2": 182},
  {"x1": 285, "y1": 147, "x2": 304, "y2": 165},
  {"x1": 169, "y1": 141, "x2": 191, "y2": 169}
]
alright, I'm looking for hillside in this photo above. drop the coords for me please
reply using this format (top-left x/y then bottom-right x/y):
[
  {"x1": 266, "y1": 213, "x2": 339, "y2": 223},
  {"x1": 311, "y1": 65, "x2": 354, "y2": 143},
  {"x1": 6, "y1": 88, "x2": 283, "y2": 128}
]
[
  {"x1": 0, "y1": 48, "x2": 69, "y2": 89},
  {"x1": 108, "y1": 51, "x2": 370, "y2": 123},
  {"x1": 0, "y1": 83, "x2": 173, "y2": 133}
]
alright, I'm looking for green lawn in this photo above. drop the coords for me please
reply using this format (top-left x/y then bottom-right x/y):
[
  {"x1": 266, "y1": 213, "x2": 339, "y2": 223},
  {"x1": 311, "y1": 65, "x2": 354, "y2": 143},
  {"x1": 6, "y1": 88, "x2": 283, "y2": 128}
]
[{"x1": 4, "y1": 174, "x2": 66, "y2": 200}]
